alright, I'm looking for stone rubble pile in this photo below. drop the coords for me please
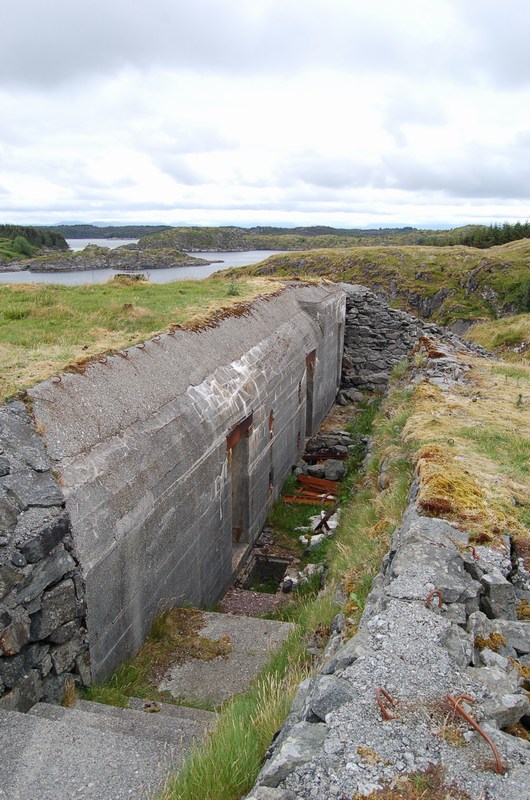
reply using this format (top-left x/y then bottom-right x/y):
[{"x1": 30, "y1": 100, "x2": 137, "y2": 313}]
[
  {"x1": 340, "y1": 283, "x2": 489, "y2": 394},
  {"x1": 0, "y1": 403, "x2": 89, "y2": 711}
]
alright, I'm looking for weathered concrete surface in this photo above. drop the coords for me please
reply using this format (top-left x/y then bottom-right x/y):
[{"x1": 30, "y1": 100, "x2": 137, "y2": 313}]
[
  {"x1": 159, "y1": 611, "x2": 295, "y2": 706},
  {"x1": 0, "y1": 702, "x2": 199, "y2": 800},
  {"x1": 29, "y1": 285, "x2": 344, "y2": 679}
]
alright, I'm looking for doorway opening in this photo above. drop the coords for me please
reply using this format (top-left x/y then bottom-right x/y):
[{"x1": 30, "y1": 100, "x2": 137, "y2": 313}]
[
  {"x1": 227, "y1": 414, "x2": 253, "y2": 549},
  {"x1": 305, "y1": 350, "x2": 316, "y2": 437}
]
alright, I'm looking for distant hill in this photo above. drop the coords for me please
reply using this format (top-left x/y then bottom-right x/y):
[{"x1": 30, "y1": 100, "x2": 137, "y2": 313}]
[
  {"x1": 137, "y1": 222, "x2": 530, "y2": 252},
  {"x1": 45, "y1": 224, "x2": 174, "y2": 239},
  {"x1": 0, "y1": 225, "x2": 67, "y2": 263},
  {"x1": 227, "y1": 238, "x2": 530, "y2": 327}
]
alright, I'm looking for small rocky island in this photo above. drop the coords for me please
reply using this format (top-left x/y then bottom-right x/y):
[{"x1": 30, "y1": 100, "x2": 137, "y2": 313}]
[{"x1": 3, "y1": 243, "x2": 215, "y2": 273}]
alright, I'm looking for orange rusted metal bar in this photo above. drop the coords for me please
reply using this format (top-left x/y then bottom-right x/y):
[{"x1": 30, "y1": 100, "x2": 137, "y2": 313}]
[
  {"x1": 425, "y1": 589, "x2": 443, "y2": 609},
  {"x1": 376, "y1": 687, "x2": 397, "y2": 721},
  {"x1": 446, "y1": 694, "x2": 506, "y2": 775}
]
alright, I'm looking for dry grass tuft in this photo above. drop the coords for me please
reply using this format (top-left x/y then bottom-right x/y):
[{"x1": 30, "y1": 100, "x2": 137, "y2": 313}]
[
  {"x1": 403, "y1": 354, "x2": 530, "y2": 547},
  {"x1": 61, "y1": 675, "x2": 78, "y2": 708},
  {"x1": 475, "y1": 633, "x2": 507, "y2": 652},
  {"x1": 358, "y1": 763, "x2": 470, "y2": 799}
]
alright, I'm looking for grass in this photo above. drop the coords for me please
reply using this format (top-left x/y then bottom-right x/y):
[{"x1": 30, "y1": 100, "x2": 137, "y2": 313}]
[
  {"x1": 360, "y1": 764, "x2": 470, "y2": 799},
  {"x1": 0, "y1": 275, "x2": 281, "y2": 401},
  {"x1": 466, "y1": 313, "x2": 530, "y2": 362},
  {"x1": 83, "y1": 609, "x2": 233, "y2": 709},
  {"x1": 402, "y1": 350, "x2": 530, "y2": 546},
  {"x1": 226, "y1": 238, "x2": 530, "y2": 326}
]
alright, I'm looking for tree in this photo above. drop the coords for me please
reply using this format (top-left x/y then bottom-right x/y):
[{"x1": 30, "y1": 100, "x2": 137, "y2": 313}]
[{"x1": 12, "y1": 236, "x2": 33, "y2": 256}]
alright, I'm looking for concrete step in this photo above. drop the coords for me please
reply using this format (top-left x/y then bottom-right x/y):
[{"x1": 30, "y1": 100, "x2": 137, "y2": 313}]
[
  {"x1": 0, "y1": 706, "x2": 183, "y2": 800},
  {"x1": 159, "y1": 611, "x2": 295, "y2": 706},
  {"x1": 126, "y1": 695, "x2": 217, "y2": 727},
  {"x1": 28, "y1": 698, "x2": 209, "y2": 747}
]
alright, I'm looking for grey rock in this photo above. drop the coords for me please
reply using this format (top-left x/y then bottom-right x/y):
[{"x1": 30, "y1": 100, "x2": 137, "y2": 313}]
[
  {"x1": 0, "y1": 668, "x2": 43, "y2": 711},
  {"x1": 0, "y1": 492, "x2": 18, "y2": 535},
  {"x1": 30, "y1": 578, "x2": 77, "y2": 640},
  {"x1": 323, "y1": 628, "x2": 373, "y2": 674},
  {"x1": 308, "y1": 675, "x2": 355, "y2": 721},
  {"x1": 74, "y1": 649, "x2": 92, "y2": 686},
  {"x1": 50, "y1": 631, "x2": 85, "y2": 674},
  {"x1": 307, "y1": 464, "x2": 325, "y2": 478},
  {"x1": 482, "y1": 692, "x2": 530, "y2": 729},
  {"x1": 259, "y1": 722, "x2": 327, "y2": 787},
  {"x1": 0, "y1": 617, "x2": 30, "y2": 656},
  {"x1": 439, "y1": 624, "x2": 473, "y2": 669},
  {"x1": 0, "y1": 643, "x2": 42, "y2": 688},
  {"x1": 42, "y1": 672, "x2": 71, "y2": 704},
  {"x1": 480, "y1": 568, "x2": 517, "y2": 620},
  {"x1": 0, "y1": 565, "x2": 22, "y2": 600},
  {"x1": 48, "y1": 620, "x2": 83, "y2": 645},
  {"x1": 323, "y1": 460, "x2": 347, "y2": 481},
  {"x1": 3, "y1": 469, "x2": 63, "y2": 511},
  {"x1": 11, "y1": 545, "x2": 75, "y2": 605},
  {"x1": 331, "y1": 613, "x2": 345, "y2": 634},
  {"x1": 0, "y1": 458, "x2": 10, "y2": 477},
  {"x1": 247, "y1": 789, "x2": 297, "y2": 800},
  {"x1": 18, "y1": 508, "x2": 69, "y2": 563},
  {"x1": 10, "y1": 552, "x2": 26, "y2": 568},
  {"x1": 494, "y1": 620, "x2": 530, "y2": 655}
]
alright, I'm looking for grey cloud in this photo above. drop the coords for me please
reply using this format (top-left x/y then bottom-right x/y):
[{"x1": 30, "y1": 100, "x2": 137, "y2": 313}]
[
  {"x1": 275, "y1": 154, "x2": 378, "y2": 190},
  {"x1": 151, "y1": 155, "x2": 206, "y2": 186},
  {"x1": 383, "y1": 91, "x2": 447, "y2": 146},
  {"x1": 0, "y1": 0, "x2": 471, "y2": 88},
  {"x1": 381, "y1": 145, "x2": 530, "y2": 200},
  {"x1": 456, "y1": 0, "x2": 530, "y2": 88}
]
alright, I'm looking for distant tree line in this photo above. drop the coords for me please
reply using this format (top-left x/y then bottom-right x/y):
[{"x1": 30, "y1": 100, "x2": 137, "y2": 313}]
[
  {"x1": 245, "y1": 225, "x2": 417, "y2": 238},
  {"x1": 0, "y1": 225, "x2": 68, "y2": 250},
  {"x1": 420, "y1": 221, "x2": 530, "y2": 249},
  {"x1": 47, "y1": 224, "x2": 173, "y2": 239}
]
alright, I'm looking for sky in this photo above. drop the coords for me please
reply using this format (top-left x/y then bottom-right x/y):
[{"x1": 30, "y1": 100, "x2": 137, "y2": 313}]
[{"x1": 1, "y1": 0, "x2": 530, "y2": 229}]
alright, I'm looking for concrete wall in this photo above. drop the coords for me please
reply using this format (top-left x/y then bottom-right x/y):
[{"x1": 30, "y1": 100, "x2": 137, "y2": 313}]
[{"x1": 29, "y1": 285, "x2": 345, "y2": 679}]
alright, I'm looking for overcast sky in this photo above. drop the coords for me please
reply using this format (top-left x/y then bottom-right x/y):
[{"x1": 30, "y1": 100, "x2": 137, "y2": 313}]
[{"x1": 1, "y1": 0, "x2": 529, "y2": 229}]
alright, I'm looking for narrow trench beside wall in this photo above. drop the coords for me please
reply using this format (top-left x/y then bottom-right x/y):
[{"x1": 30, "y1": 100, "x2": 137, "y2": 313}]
[{"x1": 245, "y1": 298, "x2": 530, "y2": 800}]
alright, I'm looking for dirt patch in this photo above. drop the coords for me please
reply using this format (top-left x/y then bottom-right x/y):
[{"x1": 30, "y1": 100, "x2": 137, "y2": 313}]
[{"x1": 220, "y1": 587, "x2": 290, "y2": 616}]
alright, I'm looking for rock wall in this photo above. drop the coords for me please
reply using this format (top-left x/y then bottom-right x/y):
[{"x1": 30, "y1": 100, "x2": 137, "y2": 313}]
[
  {"x1": 246, "y1": 334, "x2": 530, "y2": 800},
  {"x1": 340, "y1": 283, "x2": 484, "y2": 393},
  {"x1": 28, "y1": 285, "x2": 345, "y2": 680},
  {"x1": 0, "y1": 404, "x2": 89, "y2": 712}
]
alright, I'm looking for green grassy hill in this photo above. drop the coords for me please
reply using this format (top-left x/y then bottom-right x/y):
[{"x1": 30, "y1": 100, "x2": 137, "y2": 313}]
[
  {"x1": 227, "y1": 239, "x2": 530, "y2": 326},
  {"x1": 0, "y1": 225, "x2": 67, "y2": 264}
]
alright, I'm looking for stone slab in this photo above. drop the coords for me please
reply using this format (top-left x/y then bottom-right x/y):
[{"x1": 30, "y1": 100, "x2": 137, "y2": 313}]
[
  {"x1": 0, "y1": 707, "x2": 181, "y2": 800},
  {"x1": 159, "y1": 611, "x2": 295, "y2": 706},
  {"x1": 28, "y1": 699, "x2": 208, "y2": 747}
]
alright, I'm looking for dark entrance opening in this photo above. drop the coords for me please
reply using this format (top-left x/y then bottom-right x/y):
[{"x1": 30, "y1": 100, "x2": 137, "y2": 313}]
[
  {"x1": 305, "y1": 350, "x2": 316, "y2": 437},
  {"x1": 227, "y1": 414, "x2": 253, "y2": 547},
  {"x1": 241, "y1": 554, "x2": 292, "y2": 594}
]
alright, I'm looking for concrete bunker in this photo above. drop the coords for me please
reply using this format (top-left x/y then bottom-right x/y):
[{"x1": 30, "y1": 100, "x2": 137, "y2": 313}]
[{"x1": 25, "y1": 284, "x2": 345, "y2": 680}]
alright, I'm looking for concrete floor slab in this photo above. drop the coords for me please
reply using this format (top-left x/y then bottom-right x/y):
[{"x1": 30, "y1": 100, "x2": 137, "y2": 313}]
[{"x1": 158, "y1": 612, "x2": 295, "y2": 707}]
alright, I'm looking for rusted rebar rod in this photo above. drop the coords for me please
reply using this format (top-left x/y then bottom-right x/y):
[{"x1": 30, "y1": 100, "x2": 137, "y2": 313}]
[
  {"x1": 425, "y1": 589, "x2": 443, "y2": 609},
  {"x1": 375, "y1": 687, "x2": 397, "y2": 721},
  {"x1": 446, "y1": 693, "x2": 506, "y2": 775}
]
